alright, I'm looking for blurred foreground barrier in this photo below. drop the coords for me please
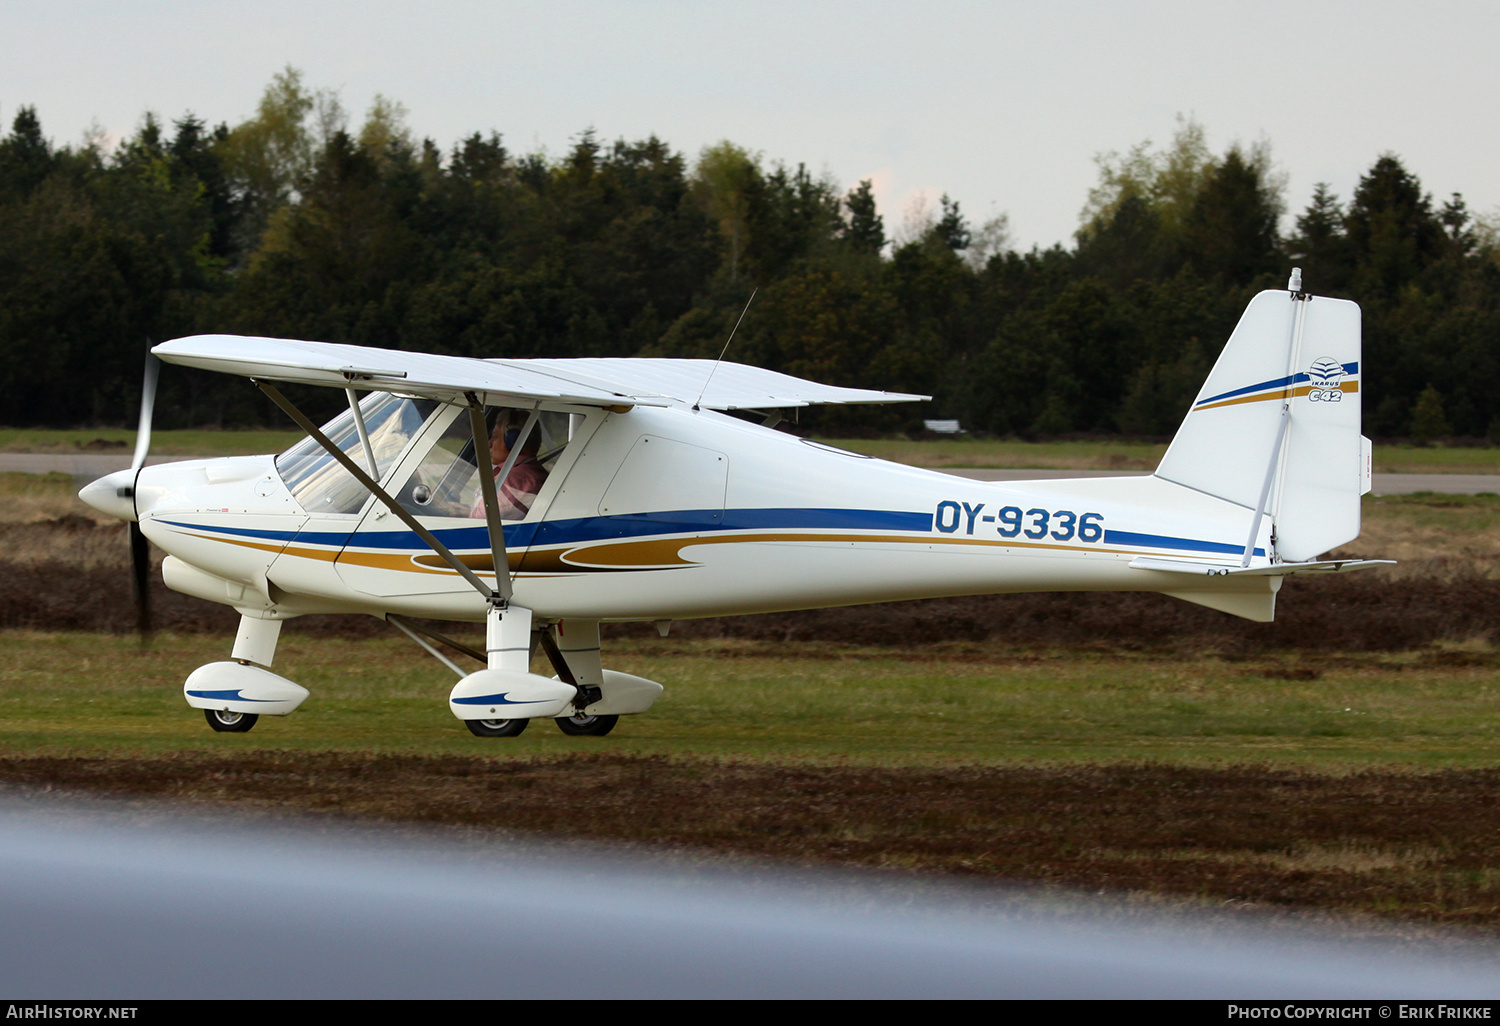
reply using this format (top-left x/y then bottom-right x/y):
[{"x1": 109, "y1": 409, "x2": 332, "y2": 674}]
[{"x1": 1, "y1": 796, "x2": 1497, "y2": 999}]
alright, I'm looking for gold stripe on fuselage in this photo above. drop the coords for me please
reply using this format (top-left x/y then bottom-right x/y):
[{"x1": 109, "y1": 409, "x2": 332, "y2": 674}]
[{"x1": 175, "y1": 526, "x2": 1235, "y2": 579}]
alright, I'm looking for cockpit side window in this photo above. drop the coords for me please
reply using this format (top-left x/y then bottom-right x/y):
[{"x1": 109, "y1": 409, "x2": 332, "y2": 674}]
[
  {"x1": 276, "y1": 394, "x2": 437, "y2": 514},
  {"x1": 396, "y1": 406, "x2": 570, "y2": 521}
]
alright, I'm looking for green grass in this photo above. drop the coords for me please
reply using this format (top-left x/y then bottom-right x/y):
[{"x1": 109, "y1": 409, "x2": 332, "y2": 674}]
[
  {"x1": 1371, "y1": 444, "x2": 1500, "y2": 474},
  {"x1": 5, "y1": 631, "x2": 1497, "y2": 769},
  {"x1": 0, "y1": 428, "x2": 302, "y2": 456},
  {"x1": 1366, "y1": 491, "x2": 1500, "y2": 527}
]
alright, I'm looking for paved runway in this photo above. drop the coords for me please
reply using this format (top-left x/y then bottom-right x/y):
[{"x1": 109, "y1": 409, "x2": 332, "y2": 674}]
[{"x1": 12, "y1": 452, "x2": 1497, "y2": 496}]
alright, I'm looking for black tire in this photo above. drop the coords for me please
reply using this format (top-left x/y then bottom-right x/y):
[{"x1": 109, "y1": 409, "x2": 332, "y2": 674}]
[
  {"x1": 465, "y1": 717, "x2": 529, "y2": 738},
  {"x1": 205, "y1": 708, "x2": 258, "y2": 733},
  {"x1": 555, "y1": 713, "x2": 619, "y2": 737}
]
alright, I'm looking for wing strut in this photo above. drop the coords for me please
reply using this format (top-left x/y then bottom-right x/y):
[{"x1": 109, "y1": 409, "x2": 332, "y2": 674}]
[
  {"x1": 344, "y1": 387, "x2": 379, "y2": 477},
  {"x1": 386, "y1": 613, "x2": 487, "y2": 677},
  {"x1": 466, "y1": 393, "x2": 528, "y2": 606},
  {"x1": 255, "y1": 380, "x2": 501, "y2": 604}
]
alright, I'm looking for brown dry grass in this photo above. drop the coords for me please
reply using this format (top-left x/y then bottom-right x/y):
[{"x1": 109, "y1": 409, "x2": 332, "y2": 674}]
[
  {"x1": 5, "y1": 475, "x2": 1500, "y2": 653},
  {"x1": 4, "y1": 751, "x2": 1500, "y2": 927},
  {"x1": 4, "y1": 552, "x2": 1499, "y2": 656},
  {"x1": 1344, "y1": 495, "x2": 1500, "y2": 577}
]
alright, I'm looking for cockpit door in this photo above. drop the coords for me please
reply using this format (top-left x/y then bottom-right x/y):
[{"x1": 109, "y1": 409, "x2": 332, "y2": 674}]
[
  {"x1": 264, "y1": 393, "x2": 438, "y2": 602},
  {"x1": 332, "y1": 403, "x2": 583, "y2": 606}
]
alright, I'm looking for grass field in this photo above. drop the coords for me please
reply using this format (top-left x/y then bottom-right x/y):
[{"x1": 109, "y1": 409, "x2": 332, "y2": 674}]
[
  {"x1": 2, "y1": 631, "x2": 1498, "y2": 768},
  {"x1": 7, "y1": 426, "x2": 1500, "y2": 473},
  {"x1": 5, "y1": 459, "x2": 1500, "y2": 929},
  {"x1": 4, "y1": 631, "x2": 1500, "y2": 927}
]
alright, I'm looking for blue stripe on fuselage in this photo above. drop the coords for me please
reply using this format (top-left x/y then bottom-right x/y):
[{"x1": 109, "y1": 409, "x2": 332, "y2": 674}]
[
  {"x1": 162, "y1": 508, "x2": 934, "y2": 551},
  {"x1": 163, "y1": 510, "x2": 1258, "y2": 558},
  {"x1": 1105, "y1": 529, "x2": 1263, "y2": 557}
]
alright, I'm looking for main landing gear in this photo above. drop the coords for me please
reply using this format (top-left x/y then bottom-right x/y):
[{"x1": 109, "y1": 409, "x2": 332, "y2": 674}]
[
  {"x1": 466, "y1": 713, "x2": 618, "y2": 737},
  {"x1": 390, "y1": 611, "x2": 663, "y2": 740},
  {"x1": 555, "y1": 713, "x2": 619, "y2": 737}
]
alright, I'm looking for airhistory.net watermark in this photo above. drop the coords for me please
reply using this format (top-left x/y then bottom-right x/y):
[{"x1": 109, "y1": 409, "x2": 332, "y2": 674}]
[{"x1": 6, "y1": 1007, "x2": 138, "y2": 1019}]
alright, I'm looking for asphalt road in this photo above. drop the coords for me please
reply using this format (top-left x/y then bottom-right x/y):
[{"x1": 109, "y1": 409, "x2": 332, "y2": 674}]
[{"x1": 10, "y1": 453, "x2": 1497, "y2": 496}]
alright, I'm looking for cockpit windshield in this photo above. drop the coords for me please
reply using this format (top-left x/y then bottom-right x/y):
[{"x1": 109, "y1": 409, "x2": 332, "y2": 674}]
[
  {"x1": 276, "y1": 394, "x2": 437, "y2": 514},
  {"x1": 395, "y1": 406, "x2": 572, "y2": 521}
]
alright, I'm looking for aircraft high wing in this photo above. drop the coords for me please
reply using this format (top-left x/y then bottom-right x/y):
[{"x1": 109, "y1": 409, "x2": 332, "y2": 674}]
[
  {"x1": 152, "y1": 334, "x2": 928, "y2": 410},
  {"x1": 80, "y1": 272, "x2": 1390, "y2": 738}
]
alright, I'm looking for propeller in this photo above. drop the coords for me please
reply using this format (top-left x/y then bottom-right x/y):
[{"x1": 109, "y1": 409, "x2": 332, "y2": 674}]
[{"x1": 128, "y1": 353, "x2": 160, "y2": 638}]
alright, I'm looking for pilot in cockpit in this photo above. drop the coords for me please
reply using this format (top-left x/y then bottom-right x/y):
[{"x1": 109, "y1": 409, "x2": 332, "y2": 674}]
[{"x1": 471, "y1": 413, "x2": 549, "y2": 520}]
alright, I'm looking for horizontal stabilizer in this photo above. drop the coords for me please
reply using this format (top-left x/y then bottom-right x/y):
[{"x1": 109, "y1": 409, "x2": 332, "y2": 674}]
[{"x1": 1130, "y1": 556, "x2": 1395, "y2": 577}]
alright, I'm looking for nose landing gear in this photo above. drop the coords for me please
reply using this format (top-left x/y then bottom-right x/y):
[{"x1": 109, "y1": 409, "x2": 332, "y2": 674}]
[
  {"x1": 185, "y1": 615, "x2": 308, "y2": 733},
  {"x1": 466, "y1": 717, "x2": 529, "y2": 738},
  {"x1": 205, "y1": 709, "x2": 259, "y2": 733}
]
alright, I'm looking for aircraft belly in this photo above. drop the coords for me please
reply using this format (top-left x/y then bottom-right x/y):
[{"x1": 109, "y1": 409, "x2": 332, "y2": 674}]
[
  {"x1": 517, "y1": 537, "x2": 1145, "y2": 620},
  {"x1": 335, "y1": 556, "x2": 496, "y2": 601}
]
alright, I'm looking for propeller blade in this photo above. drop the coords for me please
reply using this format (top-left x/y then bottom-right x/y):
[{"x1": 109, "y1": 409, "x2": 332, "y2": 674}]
[
  {"x1": 129, "y1": 350, "x2": 159, "y2": 639},
  {"x1": 130, "y1": 520, "x2": 154, "y2": 638},
  {"x1": 130, "y1": 353, "x2": 160, "y2": 473}
]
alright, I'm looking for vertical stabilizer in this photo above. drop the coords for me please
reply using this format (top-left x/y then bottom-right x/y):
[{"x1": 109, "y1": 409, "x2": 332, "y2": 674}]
[{"x1": 1154, "y1": 288, "x2": 1363, "y2": 563}]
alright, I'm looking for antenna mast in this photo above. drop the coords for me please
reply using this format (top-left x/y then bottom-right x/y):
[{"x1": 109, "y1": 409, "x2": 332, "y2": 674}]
[{"x1": 693, "y1": 289, "x2": 757, "y2": 410}]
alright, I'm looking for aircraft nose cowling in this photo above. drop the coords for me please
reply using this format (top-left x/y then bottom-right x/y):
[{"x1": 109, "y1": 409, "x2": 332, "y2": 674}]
[{"x1": 78, "y1": 469, "x2": 138, "y2": 521}]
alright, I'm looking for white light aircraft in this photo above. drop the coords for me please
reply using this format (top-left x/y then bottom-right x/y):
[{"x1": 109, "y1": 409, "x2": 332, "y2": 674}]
[{"x1": 80, "y1": 270, "x2": 1389, "y2": 737}]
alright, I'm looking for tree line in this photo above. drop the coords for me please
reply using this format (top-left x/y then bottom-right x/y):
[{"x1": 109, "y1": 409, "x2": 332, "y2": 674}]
[{"x1": 2, "y1": 69, "x2": 1496, "y2": 439}]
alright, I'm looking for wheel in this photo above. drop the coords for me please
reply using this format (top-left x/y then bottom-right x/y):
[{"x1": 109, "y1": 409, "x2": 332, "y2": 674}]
[
  {"x1": 205, "y1": 708, "x2": 259, "y2": 733},
  {"x1": 465, "y1": 717, "x2": 529, "y2": 738},
  {"x1": 555, "y1": 713, "x2": 619, "y2": 737}
]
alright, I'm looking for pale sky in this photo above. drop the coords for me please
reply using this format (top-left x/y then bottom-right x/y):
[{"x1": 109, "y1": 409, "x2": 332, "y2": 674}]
[{"x1": 4, "y1": 0, "x2": 1497, "y2": 251}]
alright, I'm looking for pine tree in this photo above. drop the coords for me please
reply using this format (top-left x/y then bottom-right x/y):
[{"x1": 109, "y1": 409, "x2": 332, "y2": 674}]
[
  {"x1": 841, "y1": 179, "x2": 884, "y2": 256},
  {"x1": 1180, "y1": 147, "x2": 1281, "y2": 286},
  {"x1": 1346, "y1": 155, "x2": 1444, "y2": 296},
  {"x1": 934, "y1": 194, "x2": 970, "y2": 252}
]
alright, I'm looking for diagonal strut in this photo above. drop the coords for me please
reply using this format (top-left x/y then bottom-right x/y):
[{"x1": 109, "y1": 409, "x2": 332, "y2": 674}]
[{"x1": 255, "y1": 380, "x2": 500, "y2": 602}]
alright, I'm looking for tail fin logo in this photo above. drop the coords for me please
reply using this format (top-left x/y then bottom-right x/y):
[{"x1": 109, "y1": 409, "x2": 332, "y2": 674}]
[{"x1": 1307, "y1": 357, "x2": 1346, "y2": 402}]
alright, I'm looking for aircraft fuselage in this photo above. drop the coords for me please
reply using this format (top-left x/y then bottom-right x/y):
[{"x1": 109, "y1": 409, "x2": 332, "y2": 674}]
[{"x1": 121, "y1": 402, "x2": 1277, "y2": 626}]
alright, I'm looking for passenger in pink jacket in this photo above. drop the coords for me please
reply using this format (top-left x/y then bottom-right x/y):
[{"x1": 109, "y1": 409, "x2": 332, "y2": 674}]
[{"x1": 471, "y1": 421, "x2": 547, "y2": 520}]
